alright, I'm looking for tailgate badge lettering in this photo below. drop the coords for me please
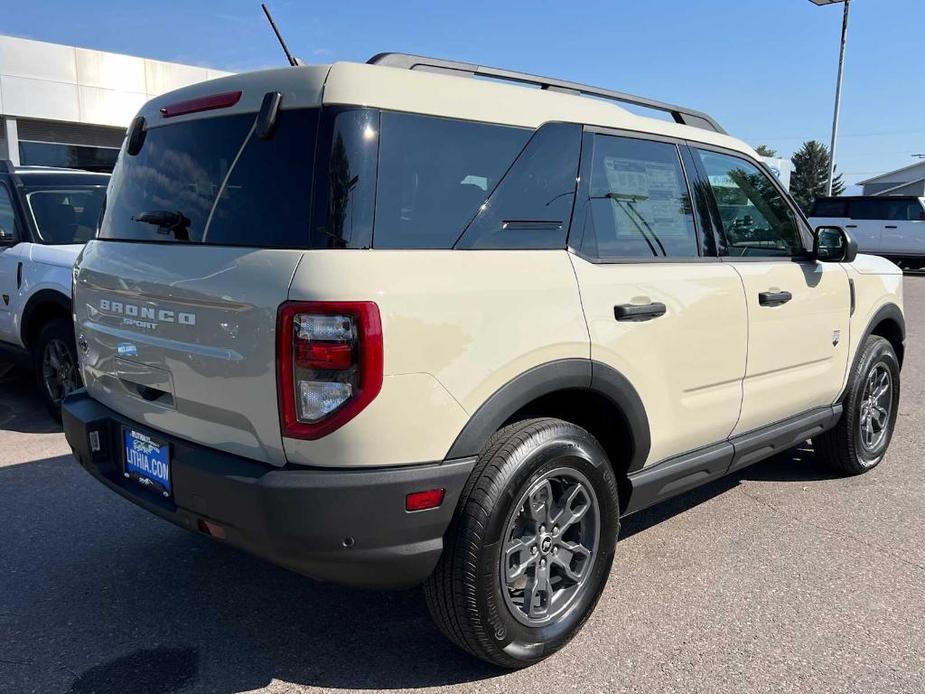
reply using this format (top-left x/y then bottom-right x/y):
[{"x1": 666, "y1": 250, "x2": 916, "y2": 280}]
[{"x1": 99, "y1": 299, "x2": 197, "y2": 330}]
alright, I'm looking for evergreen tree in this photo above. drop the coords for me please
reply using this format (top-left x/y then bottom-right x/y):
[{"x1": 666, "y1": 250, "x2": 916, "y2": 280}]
[
  {"x1": 755, "y1": 144, "x2": 778, "y2": 158},
  {"x1": 791, "y1": 140, "x2": 844, "y2": 212}
]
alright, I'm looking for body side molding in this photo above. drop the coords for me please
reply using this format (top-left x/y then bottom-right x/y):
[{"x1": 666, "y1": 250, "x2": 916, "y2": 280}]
[{"x1": 622, "y1": 404, "x2": 842, "y2": 516}]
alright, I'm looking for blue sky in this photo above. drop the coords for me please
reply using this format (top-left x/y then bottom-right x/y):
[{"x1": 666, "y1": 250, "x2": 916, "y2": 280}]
[{"x1": 6, "y1": 1, "x2": 923, "y2": 191}]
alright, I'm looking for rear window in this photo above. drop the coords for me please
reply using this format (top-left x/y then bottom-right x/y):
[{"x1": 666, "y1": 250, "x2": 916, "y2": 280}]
[
  {"x1": 100, "y1": 109, "x2": 318, "y2": 247},
  {"x1": 811, "y1": 198, "x2": 848, "y2": 218},
  {"x1": 373, "y1": 113, "x2": 531, "y2": 249}
]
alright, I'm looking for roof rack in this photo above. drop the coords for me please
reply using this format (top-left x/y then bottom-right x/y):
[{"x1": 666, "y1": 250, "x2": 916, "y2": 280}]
[{"x1": 367, "y1": 52, "x2": 725, "y2": 134}]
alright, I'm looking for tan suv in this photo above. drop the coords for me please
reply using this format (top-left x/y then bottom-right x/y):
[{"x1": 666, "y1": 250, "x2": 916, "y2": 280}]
[{"x1": 63, "y1": 53, "x2": 904, "y2": 669}]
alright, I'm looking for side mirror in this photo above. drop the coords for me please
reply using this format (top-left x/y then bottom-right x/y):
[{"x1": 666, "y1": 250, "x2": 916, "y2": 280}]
[{"x1": 813, "y1": 225, "x2": 857, "y2": 263}]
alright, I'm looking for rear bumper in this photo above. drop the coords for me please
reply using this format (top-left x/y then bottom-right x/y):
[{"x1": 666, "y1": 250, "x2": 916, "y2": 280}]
[{"x1": 62, "y1": 390, "x2": 474, "y2": 589}]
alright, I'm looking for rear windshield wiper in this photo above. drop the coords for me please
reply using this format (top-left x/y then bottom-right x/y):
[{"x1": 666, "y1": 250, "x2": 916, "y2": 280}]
[{"x1": 132, "y1": 210, "x2": 191, "y2": 241}]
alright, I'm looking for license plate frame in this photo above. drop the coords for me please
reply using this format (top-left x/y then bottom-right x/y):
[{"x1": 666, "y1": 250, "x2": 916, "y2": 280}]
[{"x1": 122, "y1": 428, "x2": 172, "y2": 498}]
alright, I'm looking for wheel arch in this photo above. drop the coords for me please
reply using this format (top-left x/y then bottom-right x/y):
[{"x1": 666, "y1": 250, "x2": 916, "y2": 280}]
[
  {"x1": 840, "y1": 302, "x2": 905, "y2": 403},
  {"x1": 445, "y1": 359, "x2": 651, "y2": 505},
  {"x1": 20, "y1": 289, "x2": 72, "y2": 351},
  {"x1": 866, "y1": 303, "x2": 905, "y2": 368}
]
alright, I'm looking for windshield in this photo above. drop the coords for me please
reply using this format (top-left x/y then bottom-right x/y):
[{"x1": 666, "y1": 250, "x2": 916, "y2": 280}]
[
  {"x1": 99, "y1": 109, "x2": 319, "y2": 247},
  {"x1": 25, "y1": 186, "x2": 107, "y2": 245}
]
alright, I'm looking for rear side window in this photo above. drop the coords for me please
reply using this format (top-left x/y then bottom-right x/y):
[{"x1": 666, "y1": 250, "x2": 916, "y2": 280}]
[
  {"x1": 577, "y1": 134, "x2": 699, "y2": 259},
  {"x1": 456, "y1": 122, "x2": 581, "y2": 249},
  {"x1": 811, "y1": 199, "x2": 848, "y2": 218},
  {"x1": 849, "y1": 199, "x2": 889, "y2": 220},
  {"x1": 100, "y1": 109, "x2": 318, "y2": 247},
  {"x1": 373, "y1": 113, "x2": 530, "y2": 249}
]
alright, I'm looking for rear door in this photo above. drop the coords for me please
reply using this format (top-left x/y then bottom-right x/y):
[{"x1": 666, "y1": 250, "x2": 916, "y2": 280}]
[
  {"x1": 569, "y1": 131, "x2": 747, "y2": 467},
  {"x1": 75, "y1": 74, "x2": 327, "y2": 466},
  {"x1": 691, "y1": 147, "x2": 850, "y2": 435}
]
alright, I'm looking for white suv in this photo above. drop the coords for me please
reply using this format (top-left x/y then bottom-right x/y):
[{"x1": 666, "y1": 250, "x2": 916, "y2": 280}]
[
  {"x1": 0, "y1": 162, "x2": 109, "y2": 417},
  {"x1": 810, "y1": 195, "x2": 925, "y2": 269},
  {"x1": 63, "y1": 54, "x2": 904, "y2": 668}
]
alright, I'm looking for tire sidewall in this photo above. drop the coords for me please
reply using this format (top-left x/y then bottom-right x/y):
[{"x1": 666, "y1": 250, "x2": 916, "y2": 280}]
[
  {"x1": 472, "y1": 425, "x2": 619, "y2": 664},
  {"x1": 847, "y1": 338, "x2": 900, "y2": 469},
  {"x1": 33, "y1": 318, "x2": 80, "y2": 419}
]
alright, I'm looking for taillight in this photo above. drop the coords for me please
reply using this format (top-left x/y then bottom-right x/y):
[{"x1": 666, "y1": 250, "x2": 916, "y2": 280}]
[{"x1": 277, "y1": 302, "x2": 383, "y2": 440}]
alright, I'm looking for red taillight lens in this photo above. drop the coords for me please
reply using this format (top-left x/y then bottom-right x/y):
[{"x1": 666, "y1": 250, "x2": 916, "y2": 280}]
[
  {"x1": 406, "y1": 489, "x2": 445, "y2": 512},
  {"x1": 159, "y1": 90, "x2": 242, "y2": 118},
  {"x1": 277, "y1": 302, "x2": 383, "y2": 440}
]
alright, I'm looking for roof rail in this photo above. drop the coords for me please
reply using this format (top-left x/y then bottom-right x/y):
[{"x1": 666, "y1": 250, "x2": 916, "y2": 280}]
[{"x1": 367, "y1": 52, "x2": 725, "y2": 134}]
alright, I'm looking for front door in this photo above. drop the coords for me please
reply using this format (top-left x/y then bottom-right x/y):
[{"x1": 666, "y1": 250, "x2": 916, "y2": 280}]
[
  {"x1": 693, "y1": 148, "x2": 851, "y2": 435},
  {"x1": 570, "y1": 132, "x2": 747, "y2": 467},
  {"x1": 0, "y1": 183, "x2": 22, "y2": 344},
  {"x1": 879, "y1": 198, "x2": 925, "y2": 259}
]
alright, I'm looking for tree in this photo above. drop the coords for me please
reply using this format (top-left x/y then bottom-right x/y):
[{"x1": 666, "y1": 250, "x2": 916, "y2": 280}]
[
  {"x1": 754, "y1": 144, "x2": 778, "y2": 158},
  {"x1": 790, "y1": 140, "x2": 844, "y2": 212}
]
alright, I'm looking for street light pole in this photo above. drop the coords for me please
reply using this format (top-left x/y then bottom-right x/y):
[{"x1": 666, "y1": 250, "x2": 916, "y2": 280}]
[{"x1": 827, "y1": 0, "x2": 851, "y2": 196}]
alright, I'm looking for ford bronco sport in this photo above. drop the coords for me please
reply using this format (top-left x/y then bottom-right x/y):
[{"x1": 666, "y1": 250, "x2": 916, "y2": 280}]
[
  {"x1": 0, "y1": 162, "x2": 109, "y2": 418},
  {"x1": 63, "y1": 54, "x2": 904, "y2": 668}
]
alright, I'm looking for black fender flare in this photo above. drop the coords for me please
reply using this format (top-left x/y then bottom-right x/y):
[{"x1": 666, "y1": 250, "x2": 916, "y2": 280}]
[
  {"x1": 20, "y1": 289, "x2": 71, "y2": 348},
  {"x1": 840, "y1": 302, "x2": 905, "y2": 400},
  {"x1": 445, "y1": 358, "x2": 651, "y2": 473}
]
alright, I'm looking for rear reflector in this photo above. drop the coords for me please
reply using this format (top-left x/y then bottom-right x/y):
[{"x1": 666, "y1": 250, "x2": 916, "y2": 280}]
[
  {"x1": 405, "y1": 489, "x2": 445, "y2": 512},
  {"x1": 197, "y1": 519, "x2": 226, "y2": 539},
  {"x1": 160, "y1": 90, "x2": 242, "y2": 118}
]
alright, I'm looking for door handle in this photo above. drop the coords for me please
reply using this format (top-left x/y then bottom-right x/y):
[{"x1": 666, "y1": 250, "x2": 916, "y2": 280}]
[
  {"x1": 614, "y1": 302, "x2": 667, "y2": 322},
  {"x1": 884, "y1": 225, "x2": 898, "y2": 229},
  {"x1": 845, "y1": 224, "x2": 858, "y2": 229},
  {"x1": 758, "y1": 290, "x2": 793, "y2": 307}
]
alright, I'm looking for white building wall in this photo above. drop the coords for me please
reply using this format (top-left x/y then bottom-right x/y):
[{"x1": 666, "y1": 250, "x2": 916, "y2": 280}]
[
  {"x1": 0, "y1": 34, "x2": 233, "y2": 128},
  {"x1": 0, "y1": 34, "x2": 233, "y2": 166}
]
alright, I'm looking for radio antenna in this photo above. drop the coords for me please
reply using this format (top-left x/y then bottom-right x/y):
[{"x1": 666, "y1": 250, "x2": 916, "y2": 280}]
[{"x1": 261, "y1": 3, "x2": 300, "y2": 67}]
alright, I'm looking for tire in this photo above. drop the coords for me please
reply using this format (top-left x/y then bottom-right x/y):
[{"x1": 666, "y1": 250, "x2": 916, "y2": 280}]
[
  {"x1": 814, "y1": 335, "x2": 900, "y2": 475},
  {"x1": 33, "y1": 317, "x2": 82, "y2": 422},
  {"x1": 424, "y1": 418, "x2": 620, "y2": 669}
]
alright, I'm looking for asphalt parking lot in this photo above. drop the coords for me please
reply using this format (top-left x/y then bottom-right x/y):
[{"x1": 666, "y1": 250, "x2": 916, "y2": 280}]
[{"x1": 2, "y1": 278, "x2": 924, "y2": 694}]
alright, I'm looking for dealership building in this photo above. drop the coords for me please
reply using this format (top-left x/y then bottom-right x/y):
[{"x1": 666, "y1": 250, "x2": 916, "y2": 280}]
[{"x1": 0, "y1": 34, "x2": 232, "y2": 171}]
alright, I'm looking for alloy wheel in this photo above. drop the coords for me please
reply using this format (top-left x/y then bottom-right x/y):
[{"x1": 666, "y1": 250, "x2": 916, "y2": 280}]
[
  {"x1": 500, "y1": 467, "x2": 600, "y2": 627},
  {"x1": 859, "y1": 362, "x2": 892, "y2": 452}
]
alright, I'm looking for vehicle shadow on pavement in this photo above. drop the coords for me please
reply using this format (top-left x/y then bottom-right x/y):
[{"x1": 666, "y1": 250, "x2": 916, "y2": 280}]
[
  {"x1": 0, "y1": 454, "x2": 499, "y2": 694},
  {"x1": 620, "y1": 445, "x2": 838, "y2": 541},
  {"x1": 0, "y1": 365, "x2": 61, "y2": 434},
  {"x1": 0, "y1": 442, "x2": 841, "y2": 693}
]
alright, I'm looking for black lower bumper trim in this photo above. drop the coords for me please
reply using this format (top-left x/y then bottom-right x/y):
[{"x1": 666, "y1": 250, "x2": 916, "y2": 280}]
[{"x1": 62, "y1": 390, "x2": 475, "y2": 589}]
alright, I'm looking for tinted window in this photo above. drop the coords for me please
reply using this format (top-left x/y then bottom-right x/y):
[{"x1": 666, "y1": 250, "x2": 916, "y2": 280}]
[
  {"x1": 697, "y1": 150, "x2": 804, "y2": 257},
  {"x1": 578, "y1": 135, "x2": 698, "y2": 258},
  {"x1": 310, "y1": 108, "x2": 379, "y2": 249},
  {"x1": 849, "y1": 199, "x2": 889, "y2": 220},
  {"x1": 374, "y1": 113, "x2": 530, "y2": 249},
  {"x1": 19, "y1": 141, "x2": 119, "y2": 173},
  {"x1": 0, "y1": 185, "x2": 16, "y2": 242},
  {"x1": 882, "y1": 198, "x2": 925, "y2": 221},
  {"x1": 456, "y1": 122, "x2": 581, "y2": 249},
  {"x1": 811, "y1": 198, "x2": 848, "y2": 218},
  {"x1": 100, "y1": 109, "x2": 318, "y2": 247},
  {"x1": 25, "y1": 187, "x2": 106, "y2": 244}
]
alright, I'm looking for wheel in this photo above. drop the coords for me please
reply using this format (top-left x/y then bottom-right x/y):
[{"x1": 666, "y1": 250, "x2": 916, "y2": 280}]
[
  {"x1": 33, "y1": 317, "x2": 82, "y2": 422},
  {"x1": 814, "y1": 335, "x2": 900, "y2": 474},
  {"x1": 424, "y1": 418, "x2": 620, "y2": 668}
]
